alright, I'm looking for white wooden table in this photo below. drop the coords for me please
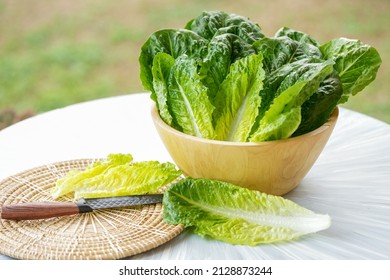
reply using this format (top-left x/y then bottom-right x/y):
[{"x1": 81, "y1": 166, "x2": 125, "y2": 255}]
[{"x1": 1, "y1": 93, "x2": 389, "y2": 260}]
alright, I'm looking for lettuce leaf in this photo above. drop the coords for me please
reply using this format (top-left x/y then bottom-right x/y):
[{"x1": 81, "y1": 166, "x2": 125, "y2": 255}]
[
  {"x1": 294, "y1": 72, "x2": 343, "y2": 136},
  {"x1": 52, "y1": 154, "x2": 182, "y2": 199},
  {"x1": 253, "y1": 37, "x2": 300, "y2": 74},
  {"x1": 249, "y1": 82, "x2": 306, "y2": 141},
  {"x1": 294, "y1": 38, "x2": 381, "y2": 135},
  {"x1": 249, "y1": 59, "x2": 334, "y2": 141},
  {"x1": 185, "y1": 10, "x2": 264, "y2": 43},
  {"x1": 320, "y1": 38, "x2": 382, "y2": 104},
  {"x1": 139, "y1": 29, "x2": 208, "y2": 95},
  {"x1": 199, "y1": 34, "x2": 256, "y2": 102},
  {"x1": 163, "y1": 178, "x2": 331, "y2": 245},
  {"x1": 275, "y1": 27, "x2": 320, "y2": 46},
  {"x1": 168, "y1": 55, "x2": 216, "y2": 139},
  {"x1": 214, "y1": 53, "x2": 264, "y2": 141},
  {"x1": 152, "y1": 53, "x2": 175, "y2": 126}
]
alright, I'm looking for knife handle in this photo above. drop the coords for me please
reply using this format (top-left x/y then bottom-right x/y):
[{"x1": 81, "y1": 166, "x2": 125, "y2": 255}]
[{"x1": 1, "y1": 201, "x2": 81, "y2": 220}]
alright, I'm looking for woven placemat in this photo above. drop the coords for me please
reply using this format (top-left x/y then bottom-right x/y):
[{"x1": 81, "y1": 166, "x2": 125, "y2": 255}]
[{"x1": 0, "y1": 159, "x2": 183, "y2": 260}]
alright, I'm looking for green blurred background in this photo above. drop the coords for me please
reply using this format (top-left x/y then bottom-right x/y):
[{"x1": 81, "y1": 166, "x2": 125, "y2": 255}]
[{"x1": 0, "y1": 0, "x2": 389, "y2": 128}]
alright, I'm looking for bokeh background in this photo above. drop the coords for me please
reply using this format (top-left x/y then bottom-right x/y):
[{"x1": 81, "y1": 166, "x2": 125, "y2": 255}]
[{"x1": 1, "y1": 0, "x2": 389, "y2": 129}]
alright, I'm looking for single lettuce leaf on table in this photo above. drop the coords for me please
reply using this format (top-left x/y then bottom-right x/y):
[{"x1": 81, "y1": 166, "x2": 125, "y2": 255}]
[
  {"x1": 52, "y1": 154, "x2": 182, "y2": 199},
  {"x1": 163, "y1": 178, "x2": 331, "y2": 245},
  {"x1": 52, "y1": 153, "x2": 133, "y2": 198}
]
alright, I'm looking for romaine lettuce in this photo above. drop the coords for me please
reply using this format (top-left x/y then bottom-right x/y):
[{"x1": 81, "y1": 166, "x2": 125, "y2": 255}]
[
  {"x1": 139, "y1": 29, "x2": 208, "y2": 96},
  {"x1": 214, "y1": 53, "x2": 264, "y2": 141},
  {"x1": 253, "y1": 37, "x2": 300, "y2": 74},
  {"x1": 199, "y1": 34, "x2": 256, "y2": 102},
  {"x1": 320, "y1": 38, "x2": 382, "y2": 104},
  {"x1": 152, "y1": 53, "x2": 175, "y2": 126},
  {"x1": 275, "y1": 27, "x2": 323, "y2": 60},
  {"x1": 52, "y1": 154, "x2": 182, "y2": 199},
  {"x1": 249, "y1": 59, "x2": 334, "y2": 141},
  {"x1": 139, "y1": 10, "x2": 382, "y2": 142},
  {"x1": 185, "y1": 10, "x2": 264, "y2": 43},
  {"x1": 168, "y1": 55, "x2": 216, "y2": 139},
  {"x1": 163, "y1": 178, "x2": 331, "y2": 245},
  {"x1": 294, "y1": 72, "x2": 343, "y2": 136},
  {"x1": 249, "y1": 82, "x2": 306, "y2": 141}
]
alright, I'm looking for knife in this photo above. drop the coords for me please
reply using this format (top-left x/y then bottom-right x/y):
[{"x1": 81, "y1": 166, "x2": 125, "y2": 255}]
[{"x1": 0, "y1": 194, "x2": 163, "y2": 221}]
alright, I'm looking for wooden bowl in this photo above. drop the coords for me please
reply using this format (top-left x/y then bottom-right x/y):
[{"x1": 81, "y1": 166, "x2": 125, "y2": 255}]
[{"x1": 151, "y1": 106, "x2": 339, "y2": 195}]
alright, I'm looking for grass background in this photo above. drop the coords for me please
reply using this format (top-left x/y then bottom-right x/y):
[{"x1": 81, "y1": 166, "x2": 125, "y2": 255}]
[{"x1": 0, "y1": 0, "x2": 389, "y2": 124}]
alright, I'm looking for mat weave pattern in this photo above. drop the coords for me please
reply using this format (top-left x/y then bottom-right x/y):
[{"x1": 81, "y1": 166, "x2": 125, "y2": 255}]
[{"x1": 0, "y1": 159, "x2": 183, "y2": 260}]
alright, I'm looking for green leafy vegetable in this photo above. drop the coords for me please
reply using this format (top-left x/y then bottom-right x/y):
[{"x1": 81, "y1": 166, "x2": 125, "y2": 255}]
[
  {"x1": 163, "y1": 178, "x2": 331, "y2": 245},
  {"x1": 249, "y1": 82, "x2": 306, "y2": 141},
  {"x1": 52, "y1": 154, "x2": 182, "y2": 199},
  {"x1": 152, "y1": 52, "x2": 175, "y2": 126},
  {"x1": 214, "y1": 53, "x2": 264, "y2": 141},
  {"x1": 253, "y1": 37, "x2": 300, "y2": 74},
  {"x1": 168, "y1": 55, "x2": 216, "y2": 139},
  {"x1": 199, "y1": 34, "x2": 255, "y2": 102},
  {"x1": 275, "y1": 27, "x2": 323, "y2": 60},
  {"x1": 250, "y1": 59, "x2": 334, "y2": 141},
  {"x1": 185, "y1": 10, "x2": 264, "y2": 43},
  {"x1": 320, "y1": 38, "x2": 382, "y2": 104},
  {"x1": 139, "y1": 29, "x2": 208, "y2": 95},
  {"x1": 139, "y1": 10, "x2": 382, "y2": 142},
  {"x1": 294, "y1": 72, "x2": 343, "y2": 136}
]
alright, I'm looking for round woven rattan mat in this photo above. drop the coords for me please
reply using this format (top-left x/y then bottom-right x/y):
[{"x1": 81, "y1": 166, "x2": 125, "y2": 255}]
[{"x1": 0, "y1": 159, "x2": 183, "y2": 260}]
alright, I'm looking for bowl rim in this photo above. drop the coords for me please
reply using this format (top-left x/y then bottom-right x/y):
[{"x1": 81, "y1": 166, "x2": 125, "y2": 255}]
[{"x1": 151, "y1": 105, "x2": 339, "y2": 146}]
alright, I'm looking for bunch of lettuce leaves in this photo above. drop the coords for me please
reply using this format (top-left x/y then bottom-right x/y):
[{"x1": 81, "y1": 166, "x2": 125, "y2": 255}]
[
  {"x1": 52, "y1": 154, "x2": 331, "y2": 245},
  {"x1": 52, "y1": 153, "x2": 182, "y2": 199},
  {"x1": 163, "y1": 178, "x2": 331, "y2": 245},
  {"x1": 140, "y1": 11, "x2": 382, "y2": 141}
]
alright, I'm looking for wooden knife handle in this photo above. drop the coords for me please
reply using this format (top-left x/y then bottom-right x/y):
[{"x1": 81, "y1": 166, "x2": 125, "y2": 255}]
[{"x1": 0, "y1": 201, "x2": 80, "y2": 220}]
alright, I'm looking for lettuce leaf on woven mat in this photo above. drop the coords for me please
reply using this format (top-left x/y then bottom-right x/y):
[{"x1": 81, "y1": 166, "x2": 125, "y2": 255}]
[
  {"x1": 163, "y1": 178, "x2": 331, "y2": 245},
  {"x1": 51, "y1": 153, "x2": 182, "y2": 199}
]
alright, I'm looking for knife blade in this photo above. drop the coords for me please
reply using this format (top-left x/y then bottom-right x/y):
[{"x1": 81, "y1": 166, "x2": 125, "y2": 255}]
[{"x1": 0, "y1": 194, "x2": 163, "y2": 221}]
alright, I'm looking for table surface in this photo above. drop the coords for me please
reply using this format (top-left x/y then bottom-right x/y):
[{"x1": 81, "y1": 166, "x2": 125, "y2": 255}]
[{"x1": 1, "y1": 93, "x2": 389, "y2": 260}]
